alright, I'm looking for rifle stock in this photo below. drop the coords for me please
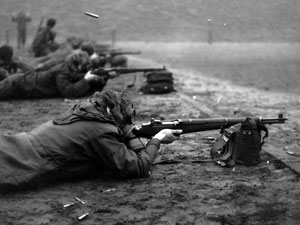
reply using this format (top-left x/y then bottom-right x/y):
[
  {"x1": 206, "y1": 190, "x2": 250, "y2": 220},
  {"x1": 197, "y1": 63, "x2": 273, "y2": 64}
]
[
  {"x1": 133, "y1": 114, "x2": 288, "y2": 139},
  {"x1": 91, "y1": 66, "x2": 166, "y2": 77}
]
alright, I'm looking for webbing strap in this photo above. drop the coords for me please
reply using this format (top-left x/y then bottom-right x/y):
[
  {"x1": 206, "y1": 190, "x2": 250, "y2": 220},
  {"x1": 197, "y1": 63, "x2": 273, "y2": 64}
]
[
  {"x1": 257, "y1": 123, "x2": 269, "y2": 146},
  {"x1": 210, "y1": 124, "x2": 241, "y2": 163}
]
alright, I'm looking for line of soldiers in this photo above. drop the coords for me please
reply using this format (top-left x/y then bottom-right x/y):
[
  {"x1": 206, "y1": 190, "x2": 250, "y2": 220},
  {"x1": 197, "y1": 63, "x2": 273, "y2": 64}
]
[
  {"x1": 0, "y1": 16, "x2": 182, "y2": 194},
  {"x1": 0, "y1": 16, "x2": 181, "y2": 194},
  {"x1": 0, "y1": 42, "x2": 118, "y2": 100},
  {"x1": 0, "y1": 17, "x2": 135, "y2": 100}
]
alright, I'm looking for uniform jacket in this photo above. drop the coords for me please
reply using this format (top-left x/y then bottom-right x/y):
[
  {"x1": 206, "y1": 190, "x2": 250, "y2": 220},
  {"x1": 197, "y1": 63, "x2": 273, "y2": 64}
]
[
  {"x1": 0, "y1": 103, "x2": 160, "y2": 193},
  {"x1": 32, "y1": 27, "x2": 54, "y2": 50},
  {"x1": 35, "y1": 45, "x2": 74, "y2": 71},
  {"x1": 31, "y1": 26, "x2": 58, "y2": 57}
]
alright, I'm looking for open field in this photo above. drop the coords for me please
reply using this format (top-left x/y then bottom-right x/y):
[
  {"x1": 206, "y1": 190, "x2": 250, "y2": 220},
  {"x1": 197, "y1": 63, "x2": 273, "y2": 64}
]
[
  {"x1": 1, "y1": 0, "x2": 300, "y2": 44},
  {"x1": 1, "y1": 0, "x2": 300, "y2": 224},
  {"x1": 1, "y1": 41, "x2": 300, "y2": 224},
  {"x1": 118, "y1": 42, "x2": 300, "y2": 95}
]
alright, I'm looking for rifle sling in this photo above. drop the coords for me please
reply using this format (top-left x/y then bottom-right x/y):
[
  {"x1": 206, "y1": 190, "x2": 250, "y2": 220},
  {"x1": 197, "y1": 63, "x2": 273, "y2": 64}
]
[{"x1": 153, "y1": 158, "x2": 213, "y2": 165}]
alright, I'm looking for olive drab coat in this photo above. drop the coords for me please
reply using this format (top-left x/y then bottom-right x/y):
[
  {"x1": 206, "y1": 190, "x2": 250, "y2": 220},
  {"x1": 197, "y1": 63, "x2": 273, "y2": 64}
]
[{"x1": 0, "y1": 102, "x2": 160, "y2": 193}]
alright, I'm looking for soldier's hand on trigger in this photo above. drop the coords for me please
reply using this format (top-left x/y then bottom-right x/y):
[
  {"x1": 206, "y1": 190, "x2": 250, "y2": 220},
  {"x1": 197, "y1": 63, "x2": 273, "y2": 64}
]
[
  {"x1": 153, "y1": 129, "x2": 182, "y2": 144},
  {"x1": 84, "y1": 70, "x2": 99, "y2": 82}
]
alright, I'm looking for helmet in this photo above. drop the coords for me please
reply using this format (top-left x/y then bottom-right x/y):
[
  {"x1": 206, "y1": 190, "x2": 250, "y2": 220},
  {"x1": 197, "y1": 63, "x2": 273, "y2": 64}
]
[
  {"x1": 93, "y1": 90, "x2": 135, "y2": 127},
  {"x1": 81, "y1": 42, "x2": 94, "y2": 56},
  {"x1": 47, "y1": 18, "x2": 56, "y2": 28},
  {"x1": 66, "y1": 50, "x2": 91, "y2": 73},
  {"x1": 90, "y1": 53, "x2": 106, "y2": 69},
  {"x1": 0, "y1": 45, "x2": 13, "y2": 67},
  {"x1": 66, "y1": 36, "x2": 84, "y2": 49}
]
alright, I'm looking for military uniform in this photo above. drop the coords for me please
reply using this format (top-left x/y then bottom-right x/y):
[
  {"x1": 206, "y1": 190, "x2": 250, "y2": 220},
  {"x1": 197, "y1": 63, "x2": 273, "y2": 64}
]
[
  {"x1": 0, "y1": 100, "x2": 160, "y2": 193},
  {"x1": 34, "y1": 37, "x2": 85, "y2": 71},
  {"x1": 0, "y1": 63, "x2": 108, "y2": 100},
  {"x1": 34, "y1": 47, "x2": 74, "y2": 71},
  {"x1": 0, "y1": 45, "x2": 13, "y2": 80},
  {"x1": 12, "y1": 11, "x2": 31, "y2": 49},
  {"x1": 31, "y1": 27, "x2": 59, "y2": 57}
]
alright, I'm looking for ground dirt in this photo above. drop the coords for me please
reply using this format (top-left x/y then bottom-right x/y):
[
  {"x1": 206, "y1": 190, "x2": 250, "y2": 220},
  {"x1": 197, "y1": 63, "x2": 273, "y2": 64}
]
[
  {"x1": 1, "y1": 42, "x2": 300, "y2": 225},
  {"x1": 1, "y1": 1, "x2": 300, "y2": 224}
]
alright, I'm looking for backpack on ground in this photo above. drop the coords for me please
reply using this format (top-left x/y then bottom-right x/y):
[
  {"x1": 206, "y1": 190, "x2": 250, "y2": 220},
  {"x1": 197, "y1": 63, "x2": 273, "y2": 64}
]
[
  {"x1": 210, "y1": 117, "x2": 269, "y2": 167},
  {"x1": 139, "y1": 70, "x2": 175, "y2": 94}
]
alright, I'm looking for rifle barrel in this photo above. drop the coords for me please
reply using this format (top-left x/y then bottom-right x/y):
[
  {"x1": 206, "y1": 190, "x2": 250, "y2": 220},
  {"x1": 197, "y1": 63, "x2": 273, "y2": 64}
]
[
  {"x1": 133, "y1": 115, "x2": 288, "y2": 138},
  {"x1": 92, "y1": 67, "x2": 166, "y2": 76},
  {"x1": 99, "y1": 51, "x2": 141, "y2": 57}
]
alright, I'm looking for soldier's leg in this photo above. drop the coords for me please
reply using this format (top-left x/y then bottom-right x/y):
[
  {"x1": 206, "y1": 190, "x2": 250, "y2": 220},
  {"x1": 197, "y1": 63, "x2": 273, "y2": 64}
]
[
  {"x1": 0, "y1": 68, "x2": 8, "y2": 81},
  {"x1": 14, "y1": 58, "x2": 35, "y2": 73},
  {"x1": 22, "y1": 29, "x2": 26, "y2": 47},
  {"x1": 17, "y1": 31, "x2": 21, "y2": 49}
]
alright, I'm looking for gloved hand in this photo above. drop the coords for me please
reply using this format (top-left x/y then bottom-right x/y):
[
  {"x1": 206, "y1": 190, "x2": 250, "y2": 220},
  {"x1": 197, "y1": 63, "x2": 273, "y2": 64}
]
[{"x1": 84, "y1": 70, "x2": 99, "y2": 82}]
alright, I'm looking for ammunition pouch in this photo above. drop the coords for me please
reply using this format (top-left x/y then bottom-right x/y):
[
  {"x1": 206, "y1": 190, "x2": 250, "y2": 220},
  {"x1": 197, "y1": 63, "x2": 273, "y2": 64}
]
[
  {"x1": 210, "y1": 118, "x2": 269, "y2": 167},
  {"x1": 139, "y1": 70, "x2": 175, "y2": 94}
]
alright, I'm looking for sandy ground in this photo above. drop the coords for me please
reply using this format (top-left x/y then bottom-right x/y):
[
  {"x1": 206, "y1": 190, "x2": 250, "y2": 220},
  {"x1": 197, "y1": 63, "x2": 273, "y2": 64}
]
[{"x1": 1, "y1": 43, "x2": 300, "y2": 225}]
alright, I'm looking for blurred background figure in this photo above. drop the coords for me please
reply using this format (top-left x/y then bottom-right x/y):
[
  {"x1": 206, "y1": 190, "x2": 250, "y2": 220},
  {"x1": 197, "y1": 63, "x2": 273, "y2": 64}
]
[
  {"x1": 0, "y1": 44, "x2": 34, "y2": 80},
  {"x1": 0, "y1": 45, "x2": 13, "y2": 80},
  {"x1": 11, "y1": 11, "x2": 32, "y2": 49},
  {"x1": 31, "y1": 18, "x2": 60, "y2": 57}
]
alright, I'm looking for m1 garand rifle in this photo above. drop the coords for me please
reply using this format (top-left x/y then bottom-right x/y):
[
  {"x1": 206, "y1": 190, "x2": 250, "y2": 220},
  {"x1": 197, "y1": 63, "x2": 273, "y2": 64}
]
[
  {"x1": 30, "y1": 16, "x2": 44, "y2": 48},
  {"x1": 98, "y1": 50, "x2": 141, "y2": 57},
  {"x1": 91, "y1": 66, "x2": 166, "y2": 76},
  {"x1": 35, "y1": 16, "x2": 44, "y2": 36},
  {"x1": 132, "y1": 114, "x2": 288, "y2": 138},
  {"x1": 91, "y1": 66, "x2": 167, "y2": 88}
]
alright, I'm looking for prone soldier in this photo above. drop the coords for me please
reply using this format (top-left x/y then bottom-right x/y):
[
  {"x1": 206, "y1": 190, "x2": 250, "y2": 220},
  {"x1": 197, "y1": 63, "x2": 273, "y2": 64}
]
[
  {"x1": 0, "y1": 90, "x2": 181, "y2": 193},
  {"x1": 0, "y1": 50, "x2": 118, "y2": 100}
]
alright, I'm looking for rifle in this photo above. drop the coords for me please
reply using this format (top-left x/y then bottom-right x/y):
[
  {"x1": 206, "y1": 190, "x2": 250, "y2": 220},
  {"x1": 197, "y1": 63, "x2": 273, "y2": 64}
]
[
  {"x1": 91, "y1": 66, "x2": 167, "y2": 77},
  {"x1": 36, "y1": 16, "x2": 44, "y2": 34},
  {"x1": 132, "y1": 114, "x2": 288, "y2": 139},
  {"x1": 31, "y1": 16, "x2": 44, "y2": 48},
  {"x1": 99, "y1": 50, "x2": 141, "y2": 57}
]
